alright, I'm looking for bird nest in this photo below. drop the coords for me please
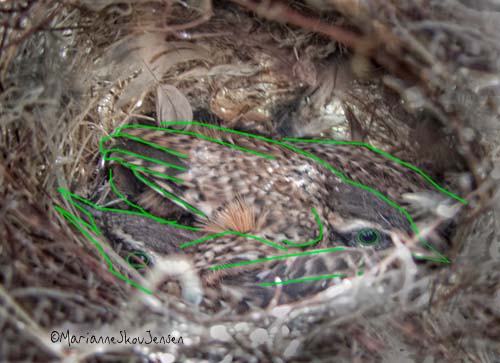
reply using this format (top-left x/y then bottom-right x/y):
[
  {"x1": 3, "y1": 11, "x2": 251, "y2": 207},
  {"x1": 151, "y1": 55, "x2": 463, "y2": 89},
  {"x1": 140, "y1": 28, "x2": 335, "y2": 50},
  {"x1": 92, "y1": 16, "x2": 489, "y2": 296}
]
[{"x1": 1, "y1": 1, "x2": 499, "y2": 362}]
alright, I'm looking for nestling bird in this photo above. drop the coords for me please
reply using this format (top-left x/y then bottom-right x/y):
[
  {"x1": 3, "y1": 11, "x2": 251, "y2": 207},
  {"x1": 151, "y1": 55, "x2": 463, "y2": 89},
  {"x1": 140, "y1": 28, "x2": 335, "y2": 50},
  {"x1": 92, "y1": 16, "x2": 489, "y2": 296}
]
[{"x1": 98, "y1": 119, "x2": 453, "y2": 310}]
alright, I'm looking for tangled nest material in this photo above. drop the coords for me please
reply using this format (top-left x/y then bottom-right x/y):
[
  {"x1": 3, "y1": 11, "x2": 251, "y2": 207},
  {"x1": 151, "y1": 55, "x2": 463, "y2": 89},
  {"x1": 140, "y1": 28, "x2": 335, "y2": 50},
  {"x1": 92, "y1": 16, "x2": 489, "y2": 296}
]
[{"x1": 1, "y1": 1, "x2": 499, "y2": 362}]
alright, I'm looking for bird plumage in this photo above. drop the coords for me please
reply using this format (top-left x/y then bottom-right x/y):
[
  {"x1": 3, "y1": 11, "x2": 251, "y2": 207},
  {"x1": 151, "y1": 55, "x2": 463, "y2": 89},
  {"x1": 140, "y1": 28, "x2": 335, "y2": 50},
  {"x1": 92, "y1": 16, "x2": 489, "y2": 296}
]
[{"x1": 99, "y1": 122, "x2": 449, "y2": 309}]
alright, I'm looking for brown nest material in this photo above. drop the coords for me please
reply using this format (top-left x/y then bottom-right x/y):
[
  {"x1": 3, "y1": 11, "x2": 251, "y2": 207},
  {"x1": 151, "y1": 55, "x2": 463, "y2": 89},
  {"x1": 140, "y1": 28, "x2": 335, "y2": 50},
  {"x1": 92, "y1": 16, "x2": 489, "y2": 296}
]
[{"x1": 1, "y1": 1, "x2": 499, "y2": 362}]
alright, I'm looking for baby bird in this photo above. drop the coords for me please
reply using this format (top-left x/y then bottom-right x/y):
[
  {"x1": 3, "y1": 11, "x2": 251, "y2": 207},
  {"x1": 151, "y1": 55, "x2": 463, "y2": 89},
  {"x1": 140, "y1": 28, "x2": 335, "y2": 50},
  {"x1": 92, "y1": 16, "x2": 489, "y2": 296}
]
[{"x1": 100, "y1": 120, "x2": 452, "y2": 309}]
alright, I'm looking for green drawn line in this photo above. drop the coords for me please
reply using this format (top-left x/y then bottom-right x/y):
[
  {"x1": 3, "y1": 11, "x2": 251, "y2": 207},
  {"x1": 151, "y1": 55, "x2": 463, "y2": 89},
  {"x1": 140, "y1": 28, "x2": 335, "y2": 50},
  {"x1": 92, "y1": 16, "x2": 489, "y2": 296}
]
[
  {"x1": 114, "y1": 122, "x2": 451, "y2": 263},
  {"x1": 281, "y1": 207, "x2": 323, "y2": 247},
  {"x1": 103, "y1": 147, "x2": 187, "y2": 171},
  {"x1": 57, "y1": 186, "x2": 199, "y2": 231},
  {"x1": 102, "y1": 151, "x2": 203, "y2": 215},
  {"x1": 180, "y1": 230, "x2": 288, "y2": 251},
  {"x1": 106, "y1": 157, "x2": 186, "y2": 184},
  {"x1": 149, "y1": 121, "x2": 460, "y2": 263},
  {"x1": 180, "y1": 207, "x2": 323, "y2": 251},
  {"x1": 56, "y1": 150, "x2": 297, "y2": 294},
  {"x1": 358, "y1": 264, "x2": 364, "y2": 276},
  {"x1": 357, "y1": 228, "x2": 380, "y2": 247},
  {"x1": 54, "y1": 204, "x2": 153, "y2": 295},
  {"x1": 101, "y1": 140, "x2": 204, "y2": 217},
  {"x1": 57, "y1": 120, "x2": 462, "y2": 295},
  {"x1": 56, "y1": 205, "x2": 97, "y2": 235},
  {"x1": 108, "y1": 168, "x2": 148, "y2": 215},
  {"x1": 160, "y1": 128, "x2": 276, "y2": 160},
  {"x1": 101, "y1": 133, "x2": 189, "y2": 159},
  {"x1": 58, "y1": 188, "x2": 102, "y2": 234},
  {"x1": 180, "y1": 231, "x2": 230, "y2": 248},
  {"x1": 260, "y1": 273, "x2": 347, "y2": 286},
  {"x1": 56, "y1": 170, "x2": 304, "y2": 294},
  {"x1": 131, "y1": 169, "x2": 206, "y2": 218},
  {"x1": 129, "y1": 164, "x2": 185, "y2": 183},
  {"x1": 282, "y1": 138, "x2": 468, "y2": 205},
  {"x1": 210, "y1": 247, "x2": 345, "y2": 271},
  {"x1": 56, "y1": 183, "x2": 200, "y2": 295},
  {"x1": 275, "y1": 141, "x2": 449, "y2": 262},
  {"x1": 126, "y1": 251, "x2": 150, "y2": 269},
  {"x1": 112, "y1": 123, "x2": 275, "y2": 160}
]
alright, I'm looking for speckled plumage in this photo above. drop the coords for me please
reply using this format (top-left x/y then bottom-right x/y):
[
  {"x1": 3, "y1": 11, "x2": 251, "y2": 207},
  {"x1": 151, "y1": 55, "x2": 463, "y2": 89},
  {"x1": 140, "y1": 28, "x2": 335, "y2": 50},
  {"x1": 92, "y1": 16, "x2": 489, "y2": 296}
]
[{"x1": 102, "y1": 123, "x2": 440, "y2": 308}]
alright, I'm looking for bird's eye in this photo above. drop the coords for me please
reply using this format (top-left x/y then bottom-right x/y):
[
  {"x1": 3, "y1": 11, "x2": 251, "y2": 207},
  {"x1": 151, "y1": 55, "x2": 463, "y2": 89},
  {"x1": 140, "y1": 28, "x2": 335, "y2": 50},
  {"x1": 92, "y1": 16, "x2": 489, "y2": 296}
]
[
  {"x1": 126, "y1": 251, "x2": 151, "y2": 269},
  {"x1": 356, "y1": 228, "x2": 380, "y2": 246}
]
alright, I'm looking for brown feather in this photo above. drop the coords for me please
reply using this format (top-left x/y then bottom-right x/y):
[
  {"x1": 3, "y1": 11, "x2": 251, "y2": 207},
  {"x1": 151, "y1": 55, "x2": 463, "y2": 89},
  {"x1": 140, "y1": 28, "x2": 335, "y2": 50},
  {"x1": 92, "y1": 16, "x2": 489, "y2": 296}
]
[{"x1": 198, "y1": 196, "x2": 263, "y2": 234}]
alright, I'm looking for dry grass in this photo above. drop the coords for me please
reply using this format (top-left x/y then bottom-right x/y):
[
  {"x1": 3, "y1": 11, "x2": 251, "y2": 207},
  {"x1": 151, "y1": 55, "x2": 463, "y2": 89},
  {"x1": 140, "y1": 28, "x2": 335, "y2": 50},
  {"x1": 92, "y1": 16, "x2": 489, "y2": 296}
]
[{"x1": 0, "y1": 1, "x2": 499, "y2": 362}]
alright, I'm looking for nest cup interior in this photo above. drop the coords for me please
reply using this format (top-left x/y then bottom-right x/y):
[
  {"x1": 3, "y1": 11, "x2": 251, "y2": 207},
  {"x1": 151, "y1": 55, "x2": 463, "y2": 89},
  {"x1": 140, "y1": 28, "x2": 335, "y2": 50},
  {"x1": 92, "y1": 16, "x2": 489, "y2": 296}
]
[{"x1": 1, "y1": 1, "x2": 499, "y2": 362}]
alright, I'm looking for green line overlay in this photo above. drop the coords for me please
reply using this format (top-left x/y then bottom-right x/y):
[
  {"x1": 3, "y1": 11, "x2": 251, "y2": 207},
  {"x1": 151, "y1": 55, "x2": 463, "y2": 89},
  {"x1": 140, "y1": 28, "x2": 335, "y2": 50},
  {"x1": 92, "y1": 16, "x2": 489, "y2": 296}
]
[
  {"x1": 56, "y1": 121, "x2": 463, "y2": 295},
  {"x1": 211, "y1": 247, "x2": 346, "y2": 271},
  {"x1": 260, "y1": 274, "x2": 347, "y2": 287}
]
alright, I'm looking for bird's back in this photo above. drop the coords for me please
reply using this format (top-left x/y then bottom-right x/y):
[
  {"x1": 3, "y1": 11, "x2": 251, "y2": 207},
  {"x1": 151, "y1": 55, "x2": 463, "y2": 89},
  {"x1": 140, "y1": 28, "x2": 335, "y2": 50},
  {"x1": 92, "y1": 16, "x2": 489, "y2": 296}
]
[{"x1": 101, "y1": 122, "x2": 450, "y2": 309}]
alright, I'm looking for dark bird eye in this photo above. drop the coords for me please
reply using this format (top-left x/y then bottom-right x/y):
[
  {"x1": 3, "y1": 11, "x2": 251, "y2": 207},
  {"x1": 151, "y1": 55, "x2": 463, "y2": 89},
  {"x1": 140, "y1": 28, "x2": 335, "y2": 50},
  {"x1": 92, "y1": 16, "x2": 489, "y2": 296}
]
[
  {"x1": 356, "y1": 228, "x2": 380, "y2": 246},
  {"x1": 126, "y1": 251, "x2": 151, "y2": 269}
]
